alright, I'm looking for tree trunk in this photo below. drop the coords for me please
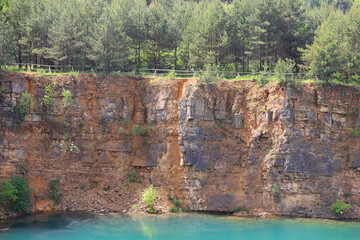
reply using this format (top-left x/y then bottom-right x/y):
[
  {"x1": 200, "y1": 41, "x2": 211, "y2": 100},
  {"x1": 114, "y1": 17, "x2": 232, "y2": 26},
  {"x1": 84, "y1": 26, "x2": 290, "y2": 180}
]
[{"x1": 18, "y1": 43, "x2": 22, "y2": 68}]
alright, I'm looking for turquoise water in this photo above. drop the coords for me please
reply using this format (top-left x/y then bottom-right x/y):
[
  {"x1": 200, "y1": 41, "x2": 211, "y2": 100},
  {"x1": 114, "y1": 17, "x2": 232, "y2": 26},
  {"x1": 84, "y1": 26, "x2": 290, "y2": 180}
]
[{"x1": 1, "y1": 213, "x2": 360, "y2": 240}]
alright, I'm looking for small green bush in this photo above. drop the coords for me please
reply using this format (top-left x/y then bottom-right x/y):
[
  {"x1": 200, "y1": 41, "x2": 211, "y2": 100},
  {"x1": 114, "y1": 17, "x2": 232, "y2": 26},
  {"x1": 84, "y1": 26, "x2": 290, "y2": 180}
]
[
  {"x1": 69, "y1": 71, "x2": 79, "y2": 78},
  {"x1": 69, "y1": 140, "x2": 80, "y2": 153},
  {"x1": 61, "y1": 89, "x2": 72, "y2": 108},
  {"x1": 48, "y1": 179, "x2": 61, "y2": 205},
  {"x1": 132, "y1": 125, "x2": 148, "y2": 136},
  {"x1": 78, "y1": 122, "x2": 84, "y2": 132},
  {"x1": 173, "y1": 198, "x2": 180, "y2": 208},
  {"x1": 343, "y1": 192, "x2": 351, "y2": 198},
  {"x1": 257, "y1": 65, "x2": 270, "y2": 87},
  {"x1": 19, "y1": 91, "x2": 32, "y2": 116},
  {"x1": 332, "y1": 200, "x2": 352, "y2": 216},
  {"x1": 233, "y1": 206, "x2": 249, "y2": 214},
  {"x1": 351, "y1": 127, "x2": 360, "y2": 137},
  {"x1": 0, "y1": 85, "x2": 5, "y2": 100},
  {"x1": 167, "y1": 193, "x2": 173, "y2": 201},
  {"x1": 103, "y1": 185, "x2": 111, "y2": 191},
  {"x1": 271, "y1": 183, "x2": 280, "y2": 196},
  {"x1": 9, "y1": 176, "x2": 32, "y2": 213},
  {"x1": 142, "y1": 185, "x2": 158, "y2": 213},
  {"x1": 0, "y1": 179, "x2": 18, "y2": 204},
  {"x1": 167, "y1": 70, "x2": 176, "y2": 79},
  {"x1": 37, "y1": 68, "x2": 46, "y2": 76},
  {"x1": 129, "y1": 172, "x2": 141, "y2": 183},
  {"x1": 118, "y1": 127, "x2": 125, "y2": 134},
  {"x1": 41, "y1": 84, "x2": 53, "y2": 111},
  {"x1": 167, "y1": 195, "x2": 184, "y2": 213},
  {"x1": 169, "y1": 206, "x2": 179, "y2": 212}
]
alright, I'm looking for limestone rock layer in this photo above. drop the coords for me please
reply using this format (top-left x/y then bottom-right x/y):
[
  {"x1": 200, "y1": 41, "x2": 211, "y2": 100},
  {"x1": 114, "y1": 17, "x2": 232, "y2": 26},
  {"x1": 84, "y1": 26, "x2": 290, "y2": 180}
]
[{"x1": 1, "y1": 72, "x2": 360, "y2": 218}]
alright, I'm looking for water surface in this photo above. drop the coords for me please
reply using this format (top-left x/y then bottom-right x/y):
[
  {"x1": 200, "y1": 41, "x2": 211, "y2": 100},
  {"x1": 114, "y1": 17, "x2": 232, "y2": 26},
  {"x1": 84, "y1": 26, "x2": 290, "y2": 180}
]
[{"x1": 1, "y1": 213, "x2": 360, "y2": 240}]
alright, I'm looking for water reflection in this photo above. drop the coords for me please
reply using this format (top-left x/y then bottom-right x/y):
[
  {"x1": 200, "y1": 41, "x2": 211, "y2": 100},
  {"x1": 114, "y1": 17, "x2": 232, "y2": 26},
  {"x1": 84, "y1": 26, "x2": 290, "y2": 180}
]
[
  {"x1": 1, "y1": 213, "x2": 360, "y2": 240},
  {"x1": 0, "y1": 212, "x2": 94, "y2": 231}
]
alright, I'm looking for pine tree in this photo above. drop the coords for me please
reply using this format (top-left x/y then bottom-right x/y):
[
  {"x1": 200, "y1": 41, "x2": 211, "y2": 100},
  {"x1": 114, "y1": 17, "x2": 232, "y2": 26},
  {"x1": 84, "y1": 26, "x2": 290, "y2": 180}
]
[
  {"x1": 126, "y1": 0, "x2": 148, "y2": 67},
  {"x1": 90, "y1": 1, "x2": 129, "y2": 73},
  {"x1": 301, "y1": 10, "x2": 345, "y2": 80},
  {"x1": 146, "y1": 0, "x2": 170, "y2": 69},
  {"x1": 5, "y1": 0, "x2": 31, "y2": 67}
]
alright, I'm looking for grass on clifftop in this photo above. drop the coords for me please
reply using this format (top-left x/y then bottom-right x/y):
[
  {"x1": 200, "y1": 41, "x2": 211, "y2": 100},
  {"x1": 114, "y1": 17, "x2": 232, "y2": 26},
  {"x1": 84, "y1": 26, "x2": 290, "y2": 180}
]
[{"x1": 2, "y1": 67, "x2": 360, "y2": 89}]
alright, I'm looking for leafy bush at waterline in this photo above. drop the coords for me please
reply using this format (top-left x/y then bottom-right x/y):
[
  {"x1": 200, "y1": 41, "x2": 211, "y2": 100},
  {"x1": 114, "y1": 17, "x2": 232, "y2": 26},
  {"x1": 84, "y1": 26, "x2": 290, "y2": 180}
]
[
  {"x1": 0, "y1": 179, "x2": 18, "y2": 204},
  {"x1": 142, "y1": 185, "x2": 158, "y2": 213},
  {"x1": 332, "y1": 200, "x2": 352, "y2": 216},
  {"x1": 0, "y1": 176, "x2": 32, "y2": 213},
  {"x1": 233, "y1": 206, "x2": 250, "y2": 214}
]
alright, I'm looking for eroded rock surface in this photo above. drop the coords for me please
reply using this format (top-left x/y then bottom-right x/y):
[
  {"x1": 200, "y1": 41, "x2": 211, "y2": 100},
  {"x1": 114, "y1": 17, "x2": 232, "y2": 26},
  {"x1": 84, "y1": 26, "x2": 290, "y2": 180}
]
[{"x1": 1, "y1": 72, "x2": 360, "y2": 218}]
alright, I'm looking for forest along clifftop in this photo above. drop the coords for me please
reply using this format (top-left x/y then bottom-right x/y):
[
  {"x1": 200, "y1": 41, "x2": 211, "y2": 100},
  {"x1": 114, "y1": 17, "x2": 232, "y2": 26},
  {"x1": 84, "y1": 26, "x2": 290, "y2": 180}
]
[{"x1": 0, "y1": 72, "x2": 360, "y2": 219}]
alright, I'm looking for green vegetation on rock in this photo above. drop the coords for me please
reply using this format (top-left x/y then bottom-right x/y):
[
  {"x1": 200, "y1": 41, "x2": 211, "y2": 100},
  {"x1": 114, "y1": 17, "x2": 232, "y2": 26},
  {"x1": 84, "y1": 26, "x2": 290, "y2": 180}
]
[
  {"x1": 332, "y1": 200, "x2": 352, "y2": 216},
  {"x1": 0, "y1": 176, "x2": 32, "y2": 214},
  {"x1": 19, "y1": 91, "x2": 32, "y2": 116},
  {"x1": 48, "y1": 179, "x2": 61, "y2": 205},
  {"x1": 142, "y1": 185, "x2": 158, "y2": 213},
  {"x1": 41, "y1": 84, "x2": 54, "y2": 112},
  {"x1": 132, "y1": 125, "x2": 148, "y2": 136},
  {"x1": 62, "y1": 89, "x2": 72, "y2": 108},
  {"x1": 0, "y1": 0, "x2": 359, "y2": 84}
]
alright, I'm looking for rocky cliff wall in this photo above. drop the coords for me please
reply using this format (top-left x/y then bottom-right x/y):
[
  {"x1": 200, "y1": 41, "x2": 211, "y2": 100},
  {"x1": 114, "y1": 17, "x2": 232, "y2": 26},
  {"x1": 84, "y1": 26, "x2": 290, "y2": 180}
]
[{"x1": 1, "y1": 72, "x2": 360, "y2": 218}]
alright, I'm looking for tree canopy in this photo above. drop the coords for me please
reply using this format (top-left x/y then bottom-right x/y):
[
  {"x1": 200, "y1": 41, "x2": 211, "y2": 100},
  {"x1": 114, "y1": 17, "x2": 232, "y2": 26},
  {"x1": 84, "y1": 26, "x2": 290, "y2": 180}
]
[{"x1": 0, "y1": 0, "x2": 359, "y2": 82}]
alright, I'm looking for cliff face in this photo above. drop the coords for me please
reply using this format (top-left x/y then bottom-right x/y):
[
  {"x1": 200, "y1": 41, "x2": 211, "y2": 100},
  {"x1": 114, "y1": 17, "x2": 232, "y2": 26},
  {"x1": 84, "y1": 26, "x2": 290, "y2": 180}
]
[{"x1": 1, "y1": 72, "x2": 360, "y2": 218}]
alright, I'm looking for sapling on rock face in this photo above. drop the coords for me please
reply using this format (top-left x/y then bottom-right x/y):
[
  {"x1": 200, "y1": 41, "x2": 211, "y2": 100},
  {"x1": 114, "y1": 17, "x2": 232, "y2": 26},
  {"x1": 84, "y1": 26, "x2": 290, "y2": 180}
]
[
  {"x1": 62, "y1": 89, "x2": 72, "y2": 108},
  {"x1": 142, "y1": 185, "x2": 158, "y2": 213}
]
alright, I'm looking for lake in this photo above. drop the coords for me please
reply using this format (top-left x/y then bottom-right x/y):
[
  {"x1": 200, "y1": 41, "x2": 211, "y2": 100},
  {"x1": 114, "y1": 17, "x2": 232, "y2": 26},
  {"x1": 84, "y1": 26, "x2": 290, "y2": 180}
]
[{"x1": 1, "y1": 213, "x2": 360, "y2": 240}]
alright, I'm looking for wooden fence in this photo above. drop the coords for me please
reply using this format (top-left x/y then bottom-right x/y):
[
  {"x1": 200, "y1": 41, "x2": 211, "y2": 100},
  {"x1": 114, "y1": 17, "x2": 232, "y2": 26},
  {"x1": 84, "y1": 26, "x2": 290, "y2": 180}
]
[{"x1": 2, "y1": 63, "x2": 308, "y2": 80}]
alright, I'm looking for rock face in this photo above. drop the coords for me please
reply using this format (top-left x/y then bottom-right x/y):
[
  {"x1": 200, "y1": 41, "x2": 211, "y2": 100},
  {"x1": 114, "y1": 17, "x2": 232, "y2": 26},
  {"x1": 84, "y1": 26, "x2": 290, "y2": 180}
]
[{"x1": 1, "y1": 72, "x2": 360, "y2": 218}]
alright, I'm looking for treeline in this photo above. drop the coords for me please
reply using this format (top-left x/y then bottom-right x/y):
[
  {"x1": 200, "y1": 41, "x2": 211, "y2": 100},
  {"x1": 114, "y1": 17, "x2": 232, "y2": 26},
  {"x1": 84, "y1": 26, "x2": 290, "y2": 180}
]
[{"x1": 0, "y1": 0, "x2": 359, "y2": 81}]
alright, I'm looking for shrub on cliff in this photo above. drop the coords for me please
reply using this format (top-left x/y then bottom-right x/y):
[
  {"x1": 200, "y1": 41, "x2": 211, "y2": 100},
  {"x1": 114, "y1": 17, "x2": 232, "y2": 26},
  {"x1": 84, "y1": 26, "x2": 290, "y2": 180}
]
[
  {"x1": 0, "y1": 177, "x2": 32, "y2": 213},
  {"x1": 61, "y1": 89, "x2": 72, "y2": 108},
  {"x1": 19, "y1": 91, "x2": 33, "y2": 116},
  {"x1": 48, "y1": 179, "x2": 62, "y2": 205},
  {"x1": 143, "y1": 185, "x2": 158, "y2": 213},
  {"x1": 271, "y1": 183, "x2": 280, "y2": 196},
  {"x1": 41, "y1": 84, "x2": 53, "y2": 112},
  {"x1": 257, "y1": 65, "x2": 270, "y2": 87},
  {"x1": 129, "y1": 172, "x2": 141, "y2": 183},
  {"x1": 0, "y1": 85, "x2": 5, "y2": 101},
  {"x1": 0, "y1": 179, "x2": 18, "y2": 204},
  {"x1": 233, "y1": 206, "x2": 249, "y2": 214},
  {"x1": 9, "y1": 176, "x2": 32, "y2": 213},
  {"x1": 332, "y1": 200, "x2": 352, "y2": 216},
  {"x1": 132, "y1": 125, "x2": 148, "y2": 136}
]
